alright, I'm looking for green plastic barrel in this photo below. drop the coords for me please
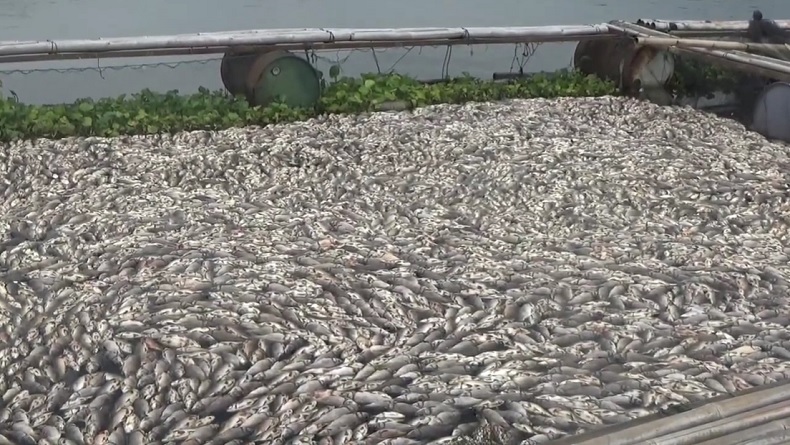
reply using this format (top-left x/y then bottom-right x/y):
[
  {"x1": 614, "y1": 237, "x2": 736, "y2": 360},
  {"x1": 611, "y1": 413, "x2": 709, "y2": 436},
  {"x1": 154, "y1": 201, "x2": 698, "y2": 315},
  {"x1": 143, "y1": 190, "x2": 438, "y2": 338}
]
[
  {"x1": 244, "y1": 50, "x2": 322, "y2": 108},
  {"x1": 220, "y1": 51, "x2": 261, "y2": 98}
]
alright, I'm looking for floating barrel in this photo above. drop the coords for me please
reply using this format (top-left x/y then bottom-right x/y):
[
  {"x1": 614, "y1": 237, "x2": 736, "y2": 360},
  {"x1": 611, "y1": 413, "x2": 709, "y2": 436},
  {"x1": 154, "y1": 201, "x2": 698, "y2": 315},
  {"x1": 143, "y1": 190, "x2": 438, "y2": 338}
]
[
  {"x1": 574, "y1": 39, "x2": 674, "y2": 94},
  {"x1": 220, "y1": 51, "x2": 262, "y2": 98},
  {"x1": 752, "y1": 82, "x2": 790, "y2": 142},
  {"x1": 244, "y1": 50, "x2": 322, "y2": 108}
]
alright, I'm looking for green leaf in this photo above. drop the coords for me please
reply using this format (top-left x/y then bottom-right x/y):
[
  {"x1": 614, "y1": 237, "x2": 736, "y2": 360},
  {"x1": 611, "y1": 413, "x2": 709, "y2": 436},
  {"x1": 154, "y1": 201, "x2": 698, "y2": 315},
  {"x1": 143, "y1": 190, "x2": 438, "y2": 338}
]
[{"x1": 0, "y1": 68, "x2": 628, "y2": 141}]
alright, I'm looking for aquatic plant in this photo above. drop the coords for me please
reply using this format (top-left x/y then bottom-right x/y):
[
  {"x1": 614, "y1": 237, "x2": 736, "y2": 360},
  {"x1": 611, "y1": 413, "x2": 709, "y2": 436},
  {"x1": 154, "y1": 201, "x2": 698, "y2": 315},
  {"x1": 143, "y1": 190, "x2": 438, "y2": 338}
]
[
  {"x1": 668, "y1": 56, "x2": 745, "y2": 98},
  {"x1": 0, "y1": 70, "x2": 617, "y2": 141}
]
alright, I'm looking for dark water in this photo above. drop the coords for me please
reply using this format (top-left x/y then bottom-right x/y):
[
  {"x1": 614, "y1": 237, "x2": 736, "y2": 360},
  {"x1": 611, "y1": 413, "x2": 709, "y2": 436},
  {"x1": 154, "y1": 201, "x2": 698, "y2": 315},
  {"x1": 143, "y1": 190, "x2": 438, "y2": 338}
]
[{"x1": 0, "y1": 0, "x2": 785, "y2": 104}]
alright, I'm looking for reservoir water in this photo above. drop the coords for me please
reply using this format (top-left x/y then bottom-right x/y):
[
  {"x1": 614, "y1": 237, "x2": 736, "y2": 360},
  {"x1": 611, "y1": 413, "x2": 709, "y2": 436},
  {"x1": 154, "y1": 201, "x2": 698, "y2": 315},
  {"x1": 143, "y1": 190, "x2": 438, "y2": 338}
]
[{"x1": 0, "y1": 0, "x2": 786, "y2": 104}]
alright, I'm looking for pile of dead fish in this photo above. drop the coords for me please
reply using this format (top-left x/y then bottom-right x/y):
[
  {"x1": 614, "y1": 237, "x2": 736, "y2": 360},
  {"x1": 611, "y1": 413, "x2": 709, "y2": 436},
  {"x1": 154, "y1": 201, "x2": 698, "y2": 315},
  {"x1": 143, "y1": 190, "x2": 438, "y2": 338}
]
[{"x1": 1, "y1": 96, "x2": 790, "y2": 445}]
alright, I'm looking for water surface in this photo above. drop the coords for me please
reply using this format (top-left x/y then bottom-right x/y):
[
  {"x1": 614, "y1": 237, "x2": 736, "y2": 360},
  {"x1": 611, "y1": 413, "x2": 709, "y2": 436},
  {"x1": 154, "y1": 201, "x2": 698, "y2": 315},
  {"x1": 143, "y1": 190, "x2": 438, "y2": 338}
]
[{"x1": 0, "y1": 0, "x2": 784, "y2": 104}]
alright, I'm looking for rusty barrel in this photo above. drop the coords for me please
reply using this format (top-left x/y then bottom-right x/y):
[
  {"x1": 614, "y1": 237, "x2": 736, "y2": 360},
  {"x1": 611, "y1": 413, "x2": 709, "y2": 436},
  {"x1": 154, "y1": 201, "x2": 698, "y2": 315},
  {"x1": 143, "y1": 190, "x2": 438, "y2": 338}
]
[
  {"x1": 574, "y1": 38, "x2": 674, "y2": 94},
  {"x1": 220, "y1": 51, "x2": 262, "y2": 98}
]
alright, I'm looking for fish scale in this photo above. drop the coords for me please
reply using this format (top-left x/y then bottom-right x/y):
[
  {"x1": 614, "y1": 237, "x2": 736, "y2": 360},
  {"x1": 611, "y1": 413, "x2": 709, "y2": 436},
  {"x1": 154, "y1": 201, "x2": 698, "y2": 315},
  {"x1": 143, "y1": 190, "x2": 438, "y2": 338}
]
[{"x1": 0, "y1": 97, "x2": 790, "y2": 443}]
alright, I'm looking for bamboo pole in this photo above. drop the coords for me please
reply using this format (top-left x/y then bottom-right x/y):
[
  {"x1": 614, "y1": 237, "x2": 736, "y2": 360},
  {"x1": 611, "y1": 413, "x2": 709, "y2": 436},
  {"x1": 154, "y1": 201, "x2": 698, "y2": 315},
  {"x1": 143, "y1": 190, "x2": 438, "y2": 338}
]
[
  {"x1": 693, "y1": 417, "x2": 790, "y2": 445},
  {"x1": 636, "y1": 19, "x2": 790, "y2": 32},
  {"x1": 645, "y1": 399, "x2": 790, "y2": 445},
  {"x1": 750, "y1": 435, "x2": 790, "y2": 445},
  {"x1": 737, "y1": 431, "x2": 790, "y2": 445},
  {"x1": 564, "y1": 381, "x2": 790, "y2": 445},
  {"x1": 668, "y1": 31, "x2": 761, "y2": 38},
  {"x1": 608, "y1": 22, "x2": 790, "y2": 82},
  {"x1": 634, "y1": 36, "x2": 790, "y2": 52},
  {"x1": 634, "y1": 36, "x2": 790, "y2": 61},
  {"x1": 546, "y1": 379, "x2": 790, "y2": 445},
  {"x1": 0, "y1": 24, "x2": 614, "y2": 58},
  {"x1": 0, "y1": 34, "x2": 620, "y2": 65}
]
